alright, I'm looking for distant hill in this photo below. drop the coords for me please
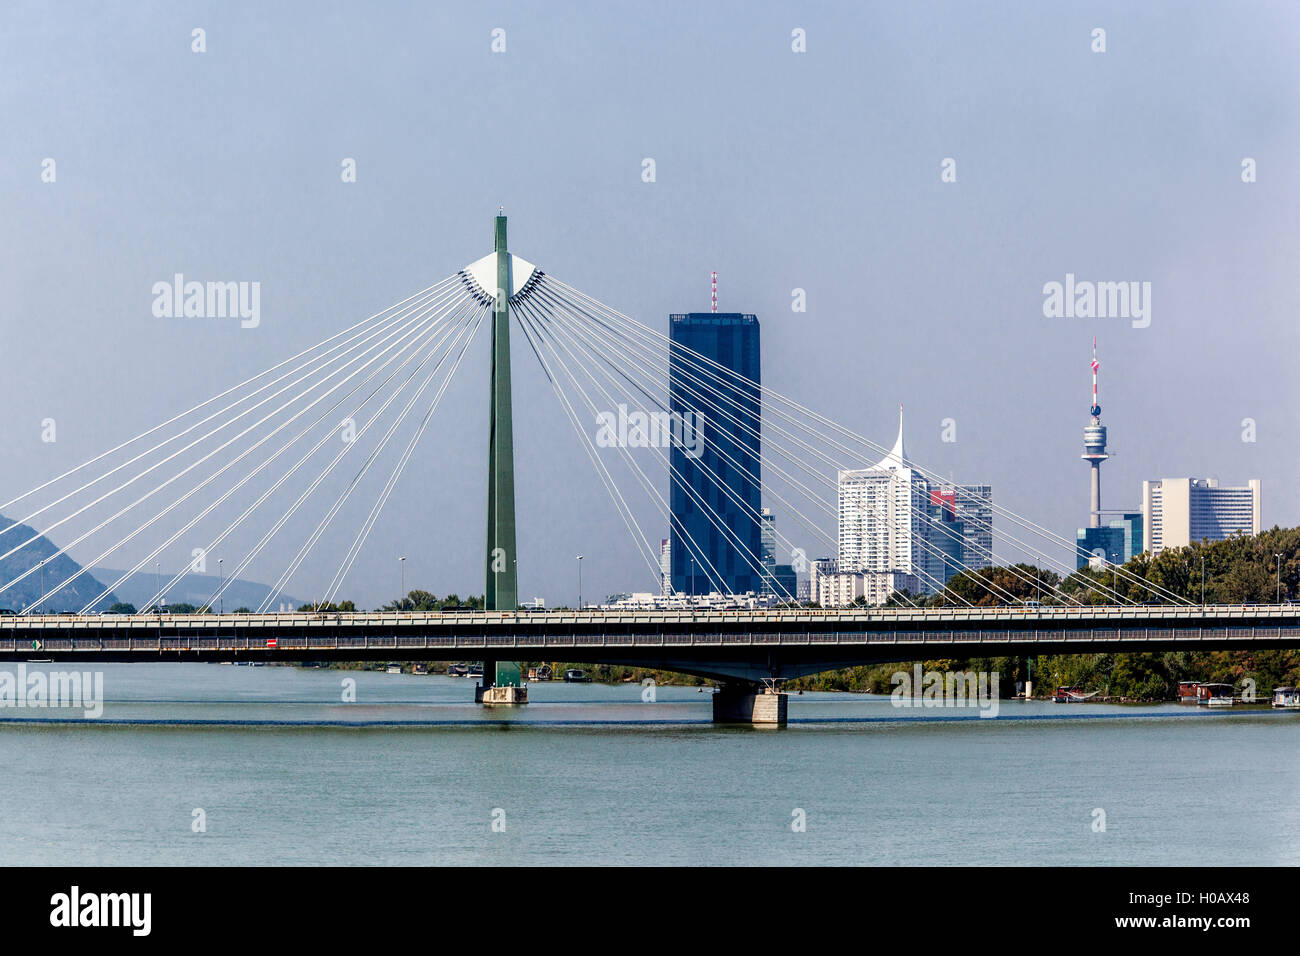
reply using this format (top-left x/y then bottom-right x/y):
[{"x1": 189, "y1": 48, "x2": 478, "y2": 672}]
[
  {"x1": 94, "y1": 569, "x2": 304, "y2": 613},
  {"x1": 0, "y1": 513, "x2": 120, "y2": 612}
]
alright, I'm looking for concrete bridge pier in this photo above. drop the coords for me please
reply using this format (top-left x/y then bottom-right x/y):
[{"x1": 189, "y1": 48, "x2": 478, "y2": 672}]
[
  {"x1": 713, "y1": 680, "x2": 788, "y2": 726},
  {"x1": 476, "y1": 683, "x2": 528, "y2": 705},
  {"x1": 475, "y1": 658, "x2": 528, "y2": 705}
]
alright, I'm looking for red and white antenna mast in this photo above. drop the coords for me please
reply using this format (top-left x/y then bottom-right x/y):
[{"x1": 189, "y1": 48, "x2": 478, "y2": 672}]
[
  {"x1": 1089, "y1": 336, "x2": 1101, "y2": 421},
  {"x1": 711, "y1": 271, "x2": 718, "y2": 313}
]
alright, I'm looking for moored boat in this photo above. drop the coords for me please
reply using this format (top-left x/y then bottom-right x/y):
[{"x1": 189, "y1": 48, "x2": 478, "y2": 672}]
[
  {"x1": 1197, "y1": 682, "x2": 1234, "y2": 706},
  {"x1": 1272, "y1": 686, "x2": 1300, "y2": 709}
]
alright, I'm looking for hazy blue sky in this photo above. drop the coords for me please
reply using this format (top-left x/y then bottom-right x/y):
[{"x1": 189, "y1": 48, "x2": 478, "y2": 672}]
[{"x1": 3, "y1": 1, "x2": 1298, "y2": 608}]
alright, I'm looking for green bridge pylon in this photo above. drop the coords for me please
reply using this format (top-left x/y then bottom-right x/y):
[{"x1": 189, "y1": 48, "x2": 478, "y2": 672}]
[{"x1": 484, "y1": 213, "x2": 521, "y2": 691}]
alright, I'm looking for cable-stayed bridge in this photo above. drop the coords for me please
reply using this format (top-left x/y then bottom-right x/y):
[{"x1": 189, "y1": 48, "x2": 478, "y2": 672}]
[{"x1": 3, "y1": 215, "x2": 1293, "y2": 723}]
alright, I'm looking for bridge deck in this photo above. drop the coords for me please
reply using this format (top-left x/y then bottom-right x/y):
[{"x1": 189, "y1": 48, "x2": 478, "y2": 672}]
[{"x1": 2, "y1": 606, "x2": 1298, "y2": 681}]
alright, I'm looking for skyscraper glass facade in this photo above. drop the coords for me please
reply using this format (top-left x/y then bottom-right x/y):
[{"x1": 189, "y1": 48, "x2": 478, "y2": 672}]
[{"x1": 668, "y1": 312, "x2": 761, "y2": 595}]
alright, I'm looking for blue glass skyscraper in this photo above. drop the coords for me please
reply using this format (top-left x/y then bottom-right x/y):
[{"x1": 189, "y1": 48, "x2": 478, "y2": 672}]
[{"x1": 668, "y1": 312, "x2": 761, "y2": 595}]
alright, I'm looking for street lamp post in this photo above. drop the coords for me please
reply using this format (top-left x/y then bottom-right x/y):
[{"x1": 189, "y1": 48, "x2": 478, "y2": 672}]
[
  {"x1": 399, "y1": 556, "x2": 406, "y2": 607},
  {"x1": 39, "y1": 559, "x2": 45, "y2": 614},
  {"x1": 1200, "y1": 555, "x2": 1206, "y2": 609},
  {"x1": 218, "y1": 558, "x2": 223, "y2": 615},
  {"x1": 576, "y1": 555, "x2": 583, "y2": 609},
  {"x1": 1276, "y1": 553, "x2": 1283, "y2": 603}
]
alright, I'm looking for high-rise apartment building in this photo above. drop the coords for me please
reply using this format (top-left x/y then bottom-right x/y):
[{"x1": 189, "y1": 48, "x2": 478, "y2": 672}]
[
  {"x1": 1142, "y1": 478, "x2": 1261, "y2": 556},
  {"x1": 836, "y1": 410, "x2": 992, "y2": 599}
]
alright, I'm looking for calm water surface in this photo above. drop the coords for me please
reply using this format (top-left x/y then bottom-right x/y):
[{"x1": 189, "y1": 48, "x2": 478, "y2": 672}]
[{"x1": 0, "y1": 664, "x2": 1295, "y2": 865}]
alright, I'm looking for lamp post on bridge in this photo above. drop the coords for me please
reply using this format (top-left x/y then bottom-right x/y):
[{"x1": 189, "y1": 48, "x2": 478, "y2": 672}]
[
  {"x1": 218, "y1": 558, "x2": 223, "y2": 615},
  {"x1": 1276, "y1": 553, "x2": 1283, "y2": 604},
  {"x1": 577, "y1": 555, "x2": 583, "y2": 610},
  {"x1": 1201, "y1": 555, "x2": 1205, "y2": 609},
  {"x1": 400, "y1": 556, "x2": 406, "y2": 605}
]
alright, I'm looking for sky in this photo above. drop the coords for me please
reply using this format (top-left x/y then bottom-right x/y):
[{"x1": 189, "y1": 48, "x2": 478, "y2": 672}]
[{"x1": 2, "y1": 0, "x2": 1298, "y2": 609}]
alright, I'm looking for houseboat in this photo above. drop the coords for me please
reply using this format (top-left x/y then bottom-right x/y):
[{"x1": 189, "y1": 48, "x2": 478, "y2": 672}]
[
  {"x1": 1196, "y1": 683, "x2": 1234, "y2": 706},
  {"x1": 564, "y1": 668, "x2": 593, "y2": 683},
  {"x1": 1272, "y1": 686, "x2": 1300, "y2": 709},
  {"x1": 385, "y1": 663, "x2": 402, "y2": 675},
  {"x1": 412, "y1": 663, "x2": 428, "y2": 676},
  {"x1": 1177, "y1": 681, "x2": 1201, "y2": 703},
  {"x1": 528, "y1": 664, "x2": 553, "y2": 682},
  {"x1": 447, "y1": 663, "x2": 470, "y2": 678}
]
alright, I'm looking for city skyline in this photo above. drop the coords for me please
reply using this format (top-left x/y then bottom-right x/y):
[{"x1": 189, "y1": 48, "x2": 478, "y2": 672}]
[{"x1": 2, "y1": 2, "x2": 1296, "y2": 609}]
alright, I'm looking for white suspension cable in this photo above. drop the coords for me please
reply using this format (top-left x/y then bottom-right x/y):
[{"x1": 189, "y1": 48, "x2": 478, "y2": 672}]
[
  {"x1": 262, "y1": 304, "x2": 489, "y2": 611},
  {"x1": 188, "y1": 300, "x2": 485, "y2": 614},
  {"x1": 548, "y1": 275, "x2": 1181, "y2": 603},
  {"x1": 544, "y1": 278, "x2": 1165, "y2": 606},
  {"x1": 529, "y1": 297, "x2": 802, "y2": 602},
  {"x1": 60, "y1": 291, "x2": 477, "y2": 614},
  {"x1": 0, "y1": 277, "x2": 457, "y2": 520},
  {"x1": 2, "y1": 280, "x2": 465, "y2": 574},
  {"x1": 515, "y1": 298, "x2": 728, "y2": 596}
]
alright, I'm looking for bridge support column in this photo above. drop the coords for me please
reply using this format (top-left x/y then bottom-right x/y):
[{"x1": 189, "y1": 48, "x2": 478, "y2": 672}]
[
  {"x1": 480, "y1": 212, "x2": 526, "y2": 707},
  {"x1": 713, "y1": 681, "x2": 787, "y2": 726}
]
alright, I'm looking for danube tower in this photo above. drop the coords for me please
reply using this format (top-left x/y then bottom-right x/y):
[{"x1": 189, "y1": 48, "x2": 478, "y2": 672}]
[{"x1": 1081, "y1": 338, "x2": 1109, "y2": 528}]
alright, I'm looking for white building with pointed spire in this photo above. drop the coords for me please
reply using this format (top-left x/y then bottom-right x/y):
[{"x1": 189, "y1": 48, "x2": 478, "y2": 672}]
[
  {"x1": 837, "y1": 408, "x2": 934, "y2": 593},
  {"x1": 833, "y1": 408, "x2": 993, "y2": 602}
]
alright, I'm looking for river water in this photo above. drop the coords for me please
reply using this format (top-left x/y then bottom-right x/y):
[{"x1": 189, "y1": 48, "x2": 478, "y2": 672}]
[{"x1": 0, "y1": 664, "x2": 1295, "y2": 865}]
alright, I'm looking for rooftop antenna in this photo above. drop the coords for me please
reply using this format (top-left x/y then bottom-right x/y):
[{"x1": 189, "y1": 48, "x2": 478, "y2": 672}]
[
  {"x1": 1090, "y1": 337, "x2": 1100, "y2": 422},
  {"x1": 711, "y1": 271, "x2": 718, "y2": 313}
]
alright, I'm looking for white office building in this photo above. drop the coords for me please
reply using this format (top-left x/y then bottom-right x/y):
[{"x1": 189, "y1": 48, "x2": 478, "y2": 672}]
[
  {"x1": 1141, "y1": 478, "x2": 1261, "y2": 556},
  {"x1": 838, "y1": 414, "x2": 932, "y2": 587}
]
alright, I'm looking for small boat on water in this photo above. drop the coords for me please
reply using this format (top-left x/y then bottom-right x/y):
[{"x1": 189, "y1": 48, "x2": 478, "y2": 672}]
[
  {"x1": 1052, "y1": 685, "x2": 1097, "y2": 703},
  {"x1": 1271, "y1": 686, "x2": 1300, "y2": 709},
  {"x1": 385, "y1": 664, "x2": 402, "y2": 675},
  {"x1": 528, "y1": 664, "x2": 553, "y2": 681},
  {"x1": 412, "y1": 664, "x2": 428, "y2": 676},
  {"x1": 447, "y1": 663, "x2": 469, "y2": 678},
  {"x1": 1197, "y1": 683, "x2": 1234, "y2": 707},
  {"x1": 1178, "y1": 681, "x2": 1201, "y2": 703},
  {"x1": 467, "y1": 663, "x2": 484, "y2": 679},
  {"x1": 564, "y1": 668, "x2": 592, "y2": 683}
]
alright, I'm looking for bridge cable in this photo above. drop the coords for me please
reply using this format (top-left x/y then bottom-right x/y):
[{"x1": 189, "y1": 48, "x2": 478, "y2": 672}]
[
  {"x1": 59, "y1": 290, "x2": 478, "y2": 614},
  {"x1": 514, "y1": 295, "x2": 729, "y2": 597},
  {"x1": 0, "y1": 277, "x2": 458, "y2": 523},
  {"x1": 545, "y1": 277, "x2": 1185, "y2": 606},
  {"x1": 1, "y1": 280, "x2": 466, "y2": 574},
  {"x1": 262, "y1": 302, "x2": 490, "y2": 611},
  {"x1": 140, "y1": 295, "x2": 485, "y2": 614}
]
